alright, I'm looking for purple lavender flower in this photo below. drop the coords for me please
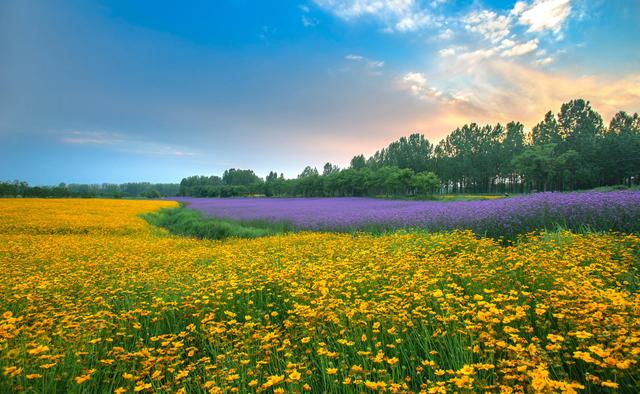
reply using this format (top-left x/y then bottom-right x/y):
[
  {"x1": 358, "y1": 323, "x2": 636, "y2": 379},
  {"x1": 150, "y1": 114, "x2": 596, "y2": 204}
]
[{"x1": 170, "y1": 191, "x2": 640, "y2": 237}]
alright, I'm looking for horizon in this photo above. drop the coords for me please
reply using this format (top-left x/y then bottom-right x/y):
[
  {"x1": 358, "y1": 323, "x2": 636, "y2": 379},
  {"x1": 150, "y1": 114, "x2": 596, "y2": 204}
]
[{"x1": 2, "y1": 0, "x2": 639, "y2": 185}]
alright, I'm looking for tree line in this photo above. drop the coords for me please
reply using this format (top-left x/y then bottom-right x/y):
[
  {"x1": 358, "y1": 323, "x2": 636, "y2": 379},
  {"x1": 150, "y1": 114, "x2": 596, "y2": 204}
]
[
  {"x1": 179, "y1": 166, "x2": 440, "y2": 198},
  {"x1": 0, "y1": 181, "x2": 179, "y2": 198},
  {"x1": 180, "y1": 99, "x2": 639, "y2": 197}
]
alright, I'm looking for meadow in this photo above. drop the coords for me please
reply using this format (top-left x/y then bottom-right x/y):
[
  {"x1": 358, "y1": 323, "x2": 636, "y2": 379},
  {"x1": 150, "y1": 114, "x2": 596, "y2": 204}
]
[{"x1": 1, "y1": 198, "x2": 639, "y2": 393}]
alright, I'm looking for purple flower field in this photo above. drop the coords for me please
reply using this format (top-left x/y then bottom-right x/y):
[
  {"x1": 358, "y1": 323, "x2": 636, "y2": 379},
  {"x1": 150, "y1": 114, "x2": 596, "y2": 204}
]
[{"x1": 172, "y1": 191, "x2": 640, "y2": 238}]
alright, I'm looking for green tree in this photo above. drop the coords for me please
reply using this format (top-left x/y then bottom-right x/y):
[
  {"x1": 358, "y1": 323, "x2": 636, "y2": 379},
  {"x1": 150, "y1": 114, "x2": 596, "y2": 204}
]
[{"x1": 411, "y1": 171, "x2": 440, "y2": 195}]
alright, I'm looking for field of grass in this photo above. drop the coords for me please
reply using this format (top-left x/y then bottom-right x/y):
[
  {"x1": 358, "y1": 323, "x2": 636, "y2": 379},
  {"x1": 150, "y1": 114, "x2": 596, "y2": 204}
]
[{"x1": 1, "y1": 199, "x2": 639, "y2": 393}]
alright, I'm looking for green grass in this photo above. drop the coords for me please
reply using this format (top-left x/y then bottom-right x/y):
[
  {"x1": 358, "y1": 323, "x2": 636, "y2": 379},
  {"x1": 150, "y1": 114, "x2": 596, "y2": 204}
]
[{"x1": 141, "y1": 206, "x2": 292, "y2": 240}]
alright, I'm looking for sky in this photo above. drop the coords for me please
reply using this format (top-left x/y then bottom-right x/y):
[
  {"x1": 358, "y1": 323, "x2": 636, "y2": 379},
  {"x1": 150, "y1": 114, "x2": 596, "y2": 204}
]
[{"x1": 1, "y1": 0, "x2": 639, "y2": 185}]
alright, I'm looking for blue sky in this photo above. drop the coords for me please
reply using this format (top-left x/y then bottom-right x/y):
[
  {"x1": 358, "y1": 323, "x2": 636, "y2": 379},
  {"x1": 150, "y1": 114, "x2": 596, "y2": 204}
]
[{"x1": 1, "y1": 0, "x2": 639, "y2": 185}]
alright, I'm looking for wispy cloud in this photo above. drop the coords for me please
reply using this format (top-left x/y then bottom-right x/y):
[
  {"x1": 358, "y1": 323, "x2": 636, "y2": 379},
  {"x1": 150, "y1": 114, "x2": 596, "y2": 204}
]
[
  {"x1": 346, "y1": 54, "x2": 384, "y2": 68},
  {"x1": 345, "y1": 53, "x2": 385, "y2": 75},
  {"x1": 61, "y1": 131, "x2": 197, "y2": 158},
  {"x1": 62, "y1": 131, "x2": 126, "y2": 145},
  {"x1": 300, "y1": 4, "x2": 319, "y2": 27},
  {"x1": 502, "y1": 38, "x2": 539, "y2": 57}
]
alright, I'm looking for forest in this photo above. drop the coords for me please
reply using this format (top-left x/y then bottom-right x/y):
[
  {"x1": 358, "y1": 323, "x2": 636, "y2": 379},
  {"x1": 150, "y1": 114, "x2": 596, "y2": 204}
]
[{"x1": 2, "y1": 99, "x2": 639, "y2": 198}]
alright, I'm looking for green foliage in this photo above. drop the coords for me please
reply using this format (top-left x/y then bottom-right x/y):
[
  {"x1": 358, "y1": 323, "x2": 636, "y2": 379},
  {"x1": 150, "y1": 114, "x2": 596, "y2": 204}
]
[
  {"x1": 0, "y1": 180, "x2": 179, "y2": 198},
  {"x1": 142, "y1": 207, "x2": 291, "y2": 240},
  {"x1": 142, "y1": 189, "x2": 162, "y2": 199},
  {"x1": 411, "y1": 171, "x2": 440, "y2": 195},
  {"x1": 222, "y1": 168, "x2": 261, "y2": 186}
]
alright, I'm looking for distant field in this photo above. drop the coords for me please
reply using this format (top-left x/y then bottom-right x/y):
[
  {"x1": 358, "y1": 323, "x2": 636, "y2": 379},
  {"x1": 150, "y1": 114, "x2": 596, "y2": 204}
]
[
  {"x1": 171, "y1": 191, "x2": 640, "y2": 239},
  {"x1": 1, "y1": 199, "x2": 639, "y2": 393}
]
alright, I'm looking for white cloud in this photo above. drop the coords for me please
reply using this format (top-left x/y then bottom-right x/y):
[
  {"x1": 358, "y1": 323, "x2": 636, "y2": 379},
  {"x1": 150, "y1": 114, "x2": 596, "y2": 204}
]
[
  {"x1": 463, "y1": 10, "x2": 511, "y2": 43},
  {"x1": 513, "y1": 0, "x2": 572, "y2": 34},
  {"x1": 313, "y1": 0, "x2": 414, "y2": 19},
  {"x1": 456, "y1": 48, "x2": 497, "y2": 63},
  {"x1": 535, "y1": 56, "x2": 554, "y2": 66},
  {"x1": 402, "y1": 72, "x2": 444, "y2": 99},
  {"x1": 430, "y1": 0, "x2": 448, "y2": 7},
  {"x1": 312, "y1": 0, "x2": 436, "y2": 32},
  {"x1": 438, "y1": 28, "x2": 454, "y2": 39},
  {"x1": 403, "y1": 72, "x2": 427, "y2": 91},
  {"x1": 455, "y1": 1, "x2": 573, "y2": 68},
  {"x1": 501, "y1": 38, "x2": 539, "y2": 57},
  {"x1": 438, "y1": 47, "x2": 457, "y2": 57},
  {"x1": 396, "y1": 13, "x2": 432, "y2": 32}
]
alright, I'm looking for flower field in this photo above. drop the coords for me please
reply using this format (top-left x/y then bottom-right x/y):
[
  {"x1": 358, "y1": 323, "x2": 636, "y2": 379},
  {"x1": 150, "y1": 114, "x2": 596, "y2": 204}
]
[
  {"x1": 174, "y1": 191, "x2": 640, "y2": 238},
  {"x1": 1, "y1": 199, "x2": 640, "y2": 393}
]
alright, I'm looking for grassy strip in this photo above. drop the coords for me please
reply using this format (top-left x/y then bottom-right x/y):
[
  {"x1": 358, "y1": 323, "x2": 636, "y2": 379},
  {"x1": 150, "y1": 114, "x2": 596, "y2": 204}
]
[{"x1": 141, "y1": 206, "x2": 293, "y2": 240}]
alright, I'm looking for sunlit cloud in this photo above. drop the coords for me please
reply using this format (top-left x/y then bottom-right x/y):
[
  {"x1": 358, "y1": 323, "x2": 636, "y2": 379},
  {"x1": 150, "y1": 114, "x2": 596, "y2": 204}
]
[{"x1": 399, "y1": 58, "x2": 640, "y2": 132}]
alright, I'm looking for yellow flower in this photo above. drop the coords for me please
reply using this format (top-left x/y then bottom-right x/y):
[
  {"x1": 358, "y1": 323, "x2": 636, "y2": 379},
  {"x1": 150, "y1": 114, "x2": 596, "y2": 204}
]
[
  {"x1": 75, "y1": 375, "x2": 91, "y2": 384},
  {"x1": 134, "y1": 382, "x2": 152, "y2": 392},
  {"x1": 574, "y1": 331, "x2": 593, "y2": 339},
  {"x1": 3, "y1": 367, "x2": 22, "y2": 378},
  {"x1": 546, "y1": 334, "x2": 564, "y2": 343},
  {"x1": 2, "y1": 199, "x2": 639, "y2": 393},
  {"x1": 27, "y1": 345, "x2": 50, "y2": 355},
  {"x1": 289, "y1": 369, "x2": 301, "y2": 381}
]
